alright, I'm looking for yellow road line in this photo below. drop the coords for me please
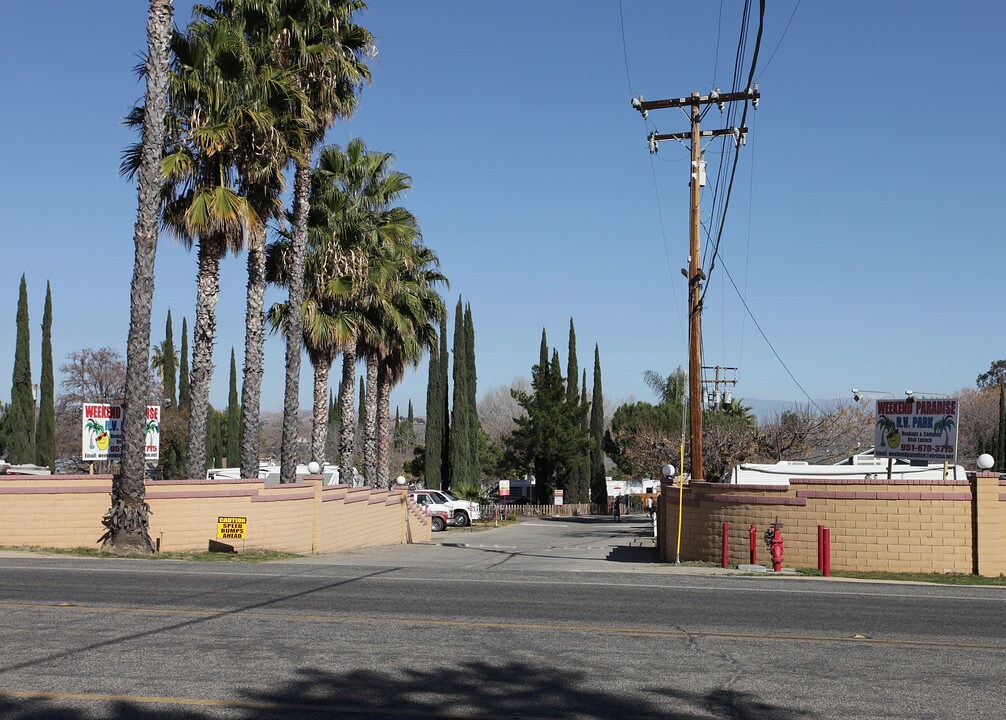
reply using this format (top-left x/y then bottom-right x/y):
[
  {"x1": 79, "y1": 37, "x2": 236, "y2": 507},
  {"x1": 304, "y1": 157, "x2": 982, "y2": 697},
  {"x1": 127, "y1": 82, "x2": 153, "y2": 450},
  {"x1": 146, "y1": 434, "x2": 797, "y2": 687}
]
[{"x1": 1, "y1": 601, "x2": 1003, "y2": 652}]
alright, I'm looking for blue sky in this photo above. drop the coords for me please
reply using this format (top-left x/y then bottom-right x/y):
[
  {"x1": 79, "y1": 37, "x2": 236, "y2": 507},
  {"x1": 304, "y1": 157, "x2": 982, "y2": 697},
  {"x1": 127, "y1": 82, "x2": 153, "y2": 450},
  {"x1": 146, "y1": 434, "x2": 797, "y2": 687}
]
[{"x1": 2, "y1": 1, "x2": 1005, "y2": 416}]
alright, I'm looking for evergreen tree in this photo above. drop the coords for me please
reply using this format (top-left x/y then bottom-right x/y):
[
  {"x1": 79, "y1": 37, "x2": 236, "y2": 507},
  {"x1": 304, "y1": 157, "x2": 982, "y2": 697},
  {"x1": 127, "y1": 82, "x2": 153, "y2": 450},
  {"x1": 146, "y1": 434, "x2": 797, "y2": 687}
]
[
  {"x1": 206, "y1": 408, "x2": 223, "y2": 471},
  {"x1": 464, "y1": 303, "x2": 481, "y2": 484},
  {"x1": 589, "y1": 344, "x2": 606, "y2": 503},
  {"x1": 425, "y1": 323, "x2": 446, "y2": 488},
  {"x1": 506, "y1": 329, "x2": 587, "y2": 503},
  {"x1": 35, "y1": 282, "x2": 55, "y2": 471},
  {"x1": 9, "y1": 274, "x2": 34, "y2": 465},
  {"x1": 226, "y1": 348, "x2": 240, "y2": 466},
  {"x1": 408, "y1": 400, "x2": 414, "y2": 425},
  {"x1": 358, "y1": 375, "x2": 366, "y2": 431},
  {"x1": 564, "y1": 319, "x2": 579, "y2": 501},
  {"x1": 439, "y1": 318, "x2": 450, "y2": 490},
  {"x1": 566, "y1": 319, "x2": 578, "y2": 404},
  {"x1": 178, "y1": 317, "x2": 191, "y2": 410},
  {"x1": 449, "y1": 297, "x2": 466, "y2": 491},
  {"x1": 162, "y1": 310, "x2": 177, "y2": 408},
  {"x1": 0, "y1": 401, "x2": 11, "y2": 460},
  {"x1": 576, "y1": 372, "x2": 591, "y2": 502},
  {"x1": 325, "y1": 387, "x2": 341, "y2": 462}
]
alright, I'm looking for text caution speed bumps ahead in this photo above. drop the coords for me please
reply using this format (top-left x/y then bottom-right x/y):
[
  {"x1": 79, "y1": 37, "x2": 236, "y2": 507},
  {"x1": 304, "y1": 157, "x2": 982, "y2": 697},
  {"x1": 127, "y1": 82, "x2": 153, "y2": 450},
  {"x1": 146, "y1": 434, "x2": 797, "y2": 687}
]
[{"x1": 217, "y1": 517, "x2": 247, "y2": 540}]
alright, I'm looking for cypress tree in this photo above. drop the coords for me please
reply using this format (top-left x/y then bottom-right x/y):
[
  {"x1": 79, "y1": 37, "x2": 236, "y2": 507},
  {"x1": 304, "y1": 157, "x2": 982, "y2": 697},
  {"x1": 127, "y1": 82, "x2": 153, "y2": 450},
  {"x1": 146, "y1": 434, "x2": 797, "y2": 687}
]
[
  {"x1": 577, "y1": 371, "x2": 590, "y2": 502},
  {"x1": 226, "y1": 348, "x2": 240, "y2": 466},
  {"x1": 9, "y1": 274, "x2": 34, "y2": 465},
  {"x1": 178, "y1": 317, "x2": 190, "y2": 410},
  {"x1": 358, "y1": 375, "x2": 365, "y2": 431},
  {"x1": 424, "y1": 331, "x2": 444, "y2": 487},
  {"x1": 408, "y1": 400, "x2": 414, "y2": 425},
  {"x1": 449, "y1": 297, "x2": 467, "y2": 491},
  {"x1": 464, "y1": 304, "x2": 480, "y2": 483},
  {"x1": 326, "y1": 387, "x2": 341, "y2": 461},
  {"x1": 206, "y1": 409, "x2": 222, "y2": 470},
  {"x1": 566, "y1": 319, "x2": 578, "y2": 403},
  {"x1": 162, "y1": 310, "x2": 177, "y2": 408},
  {"x1": 589, "y1": 344, "x2": 606, "y2": 503},
  {"x1": 35, "y1": 282, "x2": 55, "y2": 472},
  {"x1": 563, "y1": 320, "x2": 579, "y2": 502},
  {"x1": 438, "y1": 318, "x2": 450, "y2": 489}
]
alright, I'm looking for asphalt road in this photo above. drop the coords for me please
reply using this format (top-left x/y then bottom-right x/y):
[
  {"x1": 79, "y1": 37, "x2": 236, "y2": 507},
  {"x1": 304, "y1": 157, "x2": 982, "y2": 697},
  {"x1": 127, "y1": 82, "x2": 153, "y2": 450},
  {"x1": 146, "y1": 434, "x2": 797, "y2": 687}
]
[{"x1": 2, "y1": 515, "x2": 1004, "y2": 719}]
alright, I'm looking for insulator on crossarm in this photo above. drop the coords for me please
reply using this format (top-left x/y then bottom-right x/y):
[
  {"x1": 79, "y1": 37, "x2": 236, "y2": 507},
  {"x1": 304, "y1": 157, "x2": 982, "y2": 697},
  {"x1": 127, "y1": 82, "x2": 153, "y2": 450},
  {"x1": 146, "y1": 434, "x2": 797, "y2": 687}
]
[
  {"x1": 648, "y1": 132, "x2": 659, "y2": 154},
  {"x1": 632, "y1": 96, "x2": 648, "y2": 119}
]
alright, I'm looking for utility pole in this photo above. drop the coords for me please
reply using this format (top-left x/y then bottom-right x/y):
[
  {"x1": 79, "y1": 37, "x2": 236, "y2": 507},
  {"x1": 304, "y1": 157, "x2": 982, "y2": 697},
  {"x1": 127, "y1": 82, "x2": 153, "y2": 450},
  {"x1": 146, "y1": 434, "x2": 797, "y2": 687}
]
[{"x1": 632, "y1": 86, "x2": 758, "y2": 480}]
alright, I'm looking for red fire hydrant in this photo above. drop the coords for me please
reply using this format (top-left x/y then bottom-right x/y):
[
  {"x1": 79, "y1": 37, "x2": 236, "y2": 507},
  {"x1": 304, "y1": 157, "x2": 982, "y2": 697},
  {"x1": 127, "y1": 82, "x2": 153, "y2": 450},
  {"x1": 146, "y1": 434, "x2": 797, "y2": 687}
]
[
  {"x1": 770, "y1": 527, "x2": 784, "y2": 572},
  {"x1": 764, "y1": 519, "x2": 784, "y2": 572}
]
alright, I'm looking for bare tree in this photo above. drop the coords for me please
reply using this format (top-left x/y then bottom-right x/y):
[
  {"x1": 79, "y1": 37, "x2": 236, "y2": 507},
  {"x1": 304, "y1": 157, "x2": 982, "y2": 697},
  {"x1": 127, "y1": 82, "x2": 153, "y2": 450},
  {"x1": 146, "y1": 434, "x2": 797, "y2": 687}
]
[
  {"x1": 56, "y1": 348, "x2": 129, "y2": 469},
  {"x1": 477, "y1": 377, "x2": 529, "y2": 445},
  {"x1": 956, "y1": 386, "x2": 997, "y2": 466}
]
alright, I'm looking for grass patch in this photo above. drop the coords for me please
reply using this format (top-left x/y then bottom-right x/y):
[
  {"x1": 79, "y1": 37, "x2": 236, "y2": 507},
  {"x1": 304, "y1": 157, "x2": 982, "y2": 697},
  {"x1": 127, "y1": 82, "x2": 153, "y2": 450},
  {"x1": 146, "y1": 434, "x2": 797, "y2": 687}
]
[
  {"x1": 795, "y1": 567, "x2": 1006, "y2": 585},
  {"x1": 0, "y1": 546, "x2": 299, "y2": 562}
]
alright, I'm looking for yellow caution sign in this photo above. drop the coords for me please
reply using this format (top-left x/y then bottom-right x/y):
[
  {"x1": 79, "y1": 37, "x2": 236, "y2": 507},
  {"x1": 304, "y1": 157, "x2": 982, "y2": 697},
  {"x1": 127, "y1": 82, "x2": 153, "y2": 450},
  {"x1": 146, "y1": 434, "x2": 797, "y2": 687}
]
[{"x1": 217, "y1": 516, "x2": 247, "y2": 540}]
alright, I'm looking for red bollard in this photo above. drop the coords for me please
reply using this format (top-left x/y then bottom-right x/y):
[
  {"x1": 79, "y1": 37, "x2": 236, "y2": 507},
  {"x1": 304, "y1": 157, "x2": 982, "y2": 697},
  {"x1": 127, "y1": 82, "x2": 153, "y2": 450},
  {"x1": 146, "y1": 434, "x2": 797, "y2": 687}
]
[
  {"x1": 749, "y1": 524, "x2": 757, "y2": 565},
  {"x1": 822, "y1": 528, "x2": 831, "y2": 577},
  {"x1": 818, "y1": 525, "x2": 824, "y2": 571},
  {"x1": 721, "y1": 522, "x2": 729, "y2": 568}
]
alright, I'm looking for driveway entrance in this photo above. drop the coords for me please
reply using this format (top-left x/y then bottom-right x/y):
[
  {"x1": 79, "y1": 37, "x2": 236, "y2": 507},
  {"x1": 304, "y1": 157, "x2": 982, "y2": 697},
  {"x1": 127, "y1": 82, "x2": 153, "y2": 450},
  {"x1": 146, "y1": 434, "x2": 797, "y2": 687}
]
[{"x1": 294, "y1": 513, "x2": 660, "y2": 573}]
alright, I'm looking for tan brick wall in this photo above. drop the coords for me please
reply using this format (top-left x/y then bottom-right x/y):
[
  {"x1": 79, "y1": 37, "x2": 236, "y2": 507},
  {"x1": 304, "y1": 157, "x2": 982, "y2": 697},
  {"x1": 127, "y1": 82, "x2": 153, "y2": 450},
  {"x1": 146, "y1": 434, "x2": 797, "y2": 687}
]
[
  {"x1": 0, "y1": 475, "x2": 430, "y2": 553},
  {"x1": 659, "y1": 475, "x2": 998, "y2": 575},
  {"x1": 976, "y1": 472, "x2": 1006, "y2": 576}
]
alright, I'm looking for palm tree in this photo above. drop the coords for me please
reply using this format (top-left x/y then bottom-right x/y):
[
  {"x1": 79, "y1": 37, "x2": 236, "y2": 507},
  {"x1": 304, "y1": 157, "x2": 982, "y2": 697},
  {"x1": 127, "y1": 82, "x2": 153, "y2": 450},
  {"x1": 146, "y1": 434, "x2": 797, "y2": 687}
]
[
  {"x1": 265, "y1": 223, "x2": 364, "y2": 466},
  {"x1": 109, "y1": 0, "x2": 173, "y2": 553},
  {"x1": 265, "y1": 0, "x2": 374, "y2": 485},
  {"x1": 152, "y1": 17, "x2": 276, "y2": 480},
  {"x1": 150, "y1": 340, "x2": 179, "y2": 398},
  {"x1": 643, "y1": 368, "x2": 687, "y2": 407},
  {"x1": 374, "y1": 248, "x2": 447, "y2": 486},
  {"x1": 305, "y1": 140, "x2": 414, "y2": 484}
]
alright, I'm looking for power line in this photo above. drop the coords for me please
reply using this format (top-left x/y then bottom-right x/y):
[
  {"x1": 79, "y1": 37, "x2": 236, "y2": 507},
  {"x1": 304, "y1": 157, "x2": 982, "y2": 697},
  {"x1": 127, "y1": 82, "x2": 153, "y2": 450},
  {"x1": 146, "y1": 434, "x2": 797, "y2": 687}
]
[
  {"x1": 718, "y1": 255, "x2": 825, "y2": 415},
  {"x1": 699, "y1": 0, "x2": 765, "y2": 309},
  {"x1": 617, "y1": 0, "x2": 634, "y2": 95},
  {"x1": 618, "y1": 0, "x2": 687, "y2": 346},
  {"x1": 755, "y1": 0, "x2": 802, "y2": 81}
]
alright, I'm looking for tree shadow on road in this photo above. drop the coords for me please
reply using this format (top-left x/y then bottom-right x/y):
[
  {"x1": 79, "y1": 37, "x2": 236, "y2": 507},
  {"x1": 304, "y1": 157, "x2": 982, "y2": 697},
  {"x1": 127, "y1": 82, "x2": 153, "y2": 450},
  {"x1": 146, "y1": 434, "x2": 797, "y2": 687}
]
[{"x1": 0, "y1": 659, "x2": 813, "y2": 720}]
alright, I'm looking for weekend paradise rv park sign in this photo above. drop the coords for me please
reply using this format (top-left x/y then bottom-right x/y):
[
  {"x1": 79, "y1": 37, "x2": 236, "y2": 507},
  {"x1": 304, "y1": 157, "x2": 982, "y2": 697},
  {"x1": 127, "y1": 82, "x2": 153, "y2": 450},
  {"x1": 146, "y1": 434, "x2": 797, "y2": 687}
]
[
  {"x1": 82, "y1": 404, "x2": 161, "y2": 461},
  {"x1": 873, "y1": 398, "x2": 958, "y2": 463}
]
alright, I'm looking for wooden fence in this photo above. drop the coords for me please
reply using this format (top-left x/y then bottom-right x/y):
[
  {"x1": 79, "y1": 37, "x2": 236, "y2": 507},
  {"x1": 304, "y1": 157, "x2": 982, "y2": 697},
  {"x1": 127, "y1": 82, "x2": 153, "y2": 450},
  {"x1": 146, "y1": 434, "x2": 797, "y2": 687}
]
[{"x1": 477, "y1": 503, "x2": 605, "y2": 518}]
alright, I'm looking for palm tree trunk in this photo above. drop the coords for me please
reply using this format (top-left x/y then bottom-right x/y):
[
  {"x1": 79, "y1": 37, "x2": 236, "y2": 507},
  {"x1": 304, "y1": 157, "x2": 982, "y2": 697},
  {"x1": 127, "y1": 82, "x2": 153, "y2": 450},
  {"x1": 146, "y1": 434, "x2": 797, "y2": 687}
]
[
  {"x1": 311, "y1": 359, "x2": 330, "y2": 464},
  {"x1": 240, "y1": 222, "x2": 266, "y2": 480},
  {"x1": 338, "y1": 346, "x2": 357, "y2": 484},
  {"x1": 185, "y1": 238, "x2": 222, "y2": 481},
  {"x1": 363, "y1": 354, "x2": 378, "y2": 484},
  {"x1": 376, "y1": 365, "x2": 391, "y2": 488},
  {"x1": 279, "y1": 156, "x2": 312, "y2": 483},
  {"x1": 107, "y1": 0, "x2": 172, "y2": 553}
]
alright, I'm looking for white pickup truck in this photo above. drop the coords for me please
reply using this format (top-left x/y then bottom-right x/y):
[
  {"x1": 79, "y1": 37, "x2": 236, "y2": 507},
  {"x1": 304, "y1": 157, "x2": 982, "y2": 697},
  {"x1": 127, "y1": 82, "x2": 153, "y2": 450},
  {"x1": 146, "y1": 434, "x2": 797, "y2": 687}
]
[{"x1": 409, "y1": 489, "x2": 481, "y2": 527}]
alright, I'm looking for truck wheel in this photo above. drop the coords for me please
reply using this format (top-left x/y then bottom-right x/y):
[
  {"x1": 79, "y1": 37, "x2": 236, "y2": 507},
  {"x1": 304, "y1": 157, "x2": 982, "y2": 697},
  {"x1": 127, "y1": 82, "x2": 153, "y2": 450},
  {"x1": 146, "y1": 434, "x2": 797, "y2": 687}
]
[
  {"x1": 453, "y1": 511, "x2": 470, "y2": 527},
  {"x1": 431, "y1": 516, "x2": 445, "y2": 532}
]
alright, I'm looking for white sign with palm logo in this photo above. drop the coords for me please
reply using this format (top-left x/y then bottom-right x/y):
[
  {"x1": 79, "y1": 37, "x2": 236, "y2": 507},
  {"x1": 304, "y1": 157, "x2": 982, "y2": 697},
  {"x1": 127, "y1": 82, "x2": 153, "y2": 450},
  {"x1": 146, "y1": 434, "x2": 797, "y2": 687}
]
[
  {"x1": 82, "y1": 404, "x2": 160, "y2": 461},
  {"x1": 873, "y1": 398, "x2": 957, "y2": 463}
]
